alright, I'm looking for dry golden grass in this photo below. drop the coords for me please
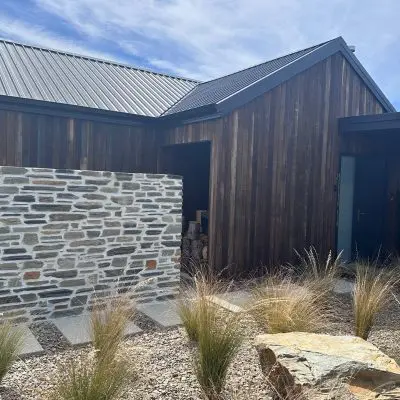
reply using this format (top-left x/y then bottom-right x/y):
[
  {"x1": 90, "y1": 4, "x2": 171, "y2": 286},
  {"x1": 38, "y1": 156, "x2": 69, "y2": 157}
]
[
  {"x1": 177, "y1": 266, "x2": 232, "y2": 342},
  {"x1": 353, "y1": 263, "x2": 399, "y2": 340},
  {"x1": 194, "y1": 299, "x2": 243, "y2": 400},
  {"x1": 294, "y1": 247, "x2": 343, "y2": 292},
  {"x1": 90, "y1": 295, "x2": 134, "y2": 360},
  {"x1": 51, "y1": 291, "x2": 136, "y2": 400},
  {"x1": 0, "y1": 321, "x2": 24, "y2": 383},
  {"x1": 50, "y1": 352, "x2": 131, "y2": 400},
  {"x1": 249, "y1": 274, "x2": 334, "y2": 334}
]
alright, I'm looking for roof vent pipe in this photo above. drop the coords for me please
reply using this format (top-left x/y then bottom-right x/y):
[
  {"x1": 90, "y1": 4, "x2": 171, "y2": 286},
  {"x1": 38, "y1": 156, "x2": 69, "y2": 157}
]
[{"x1": 348, "y1": 45, "x2": 356, "y2": 53}]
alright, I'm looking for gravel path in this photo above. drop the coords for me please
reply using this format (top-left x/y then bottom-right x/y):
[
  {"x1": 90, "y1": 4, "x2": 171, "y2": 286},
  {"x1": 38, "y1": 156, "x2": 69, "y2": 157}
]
[
  {"x1": 2, "y1": 293, "x2": 400, "y2": 399},
  {"x1": 1, "y1": 325, "x2": 270, "y2": 400}
]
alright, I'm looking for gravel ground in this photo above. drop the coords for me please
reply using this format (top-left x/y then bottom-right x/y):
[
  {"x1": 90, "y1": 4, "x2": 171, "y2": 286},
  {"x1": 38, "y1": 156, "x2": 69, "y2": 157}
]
[
  {"x1": 2, "y1": 293, "x2": 400, "y2": 399},
  {"x1": 329, "y1": 293, "x2": 400, "y2": 363},
  {"x1": 1, "y1": 322, "x2": 270, "y2": 400}
]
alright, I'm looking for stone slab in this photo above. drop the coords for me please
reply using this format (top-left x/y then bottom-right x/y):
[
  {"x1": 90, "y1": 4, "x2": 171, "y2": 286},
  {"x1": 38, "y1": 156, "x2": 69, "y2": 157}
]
[
  {"x1": 212, "y1": 290, "x2": 251, "y2": 312},
  {"x1": 53, "y1": 314, "x2": 142, "y2": 346},
  {"x1": 137, "y1": 301, "x2": 181, "y2": 327},
  {"x1": 19, "y1": 325, "x2": 44, "y2": 357},
  {"x1": 333, "y1": 278, "x2": 354, "y2": 294}
]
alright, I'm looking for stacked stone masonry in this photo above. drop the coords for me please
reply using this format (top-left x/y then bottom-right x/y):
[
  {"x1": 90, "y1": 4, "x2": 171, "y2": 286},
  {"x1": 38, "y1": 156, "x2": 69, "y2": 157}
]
[{"x1": 0, "y1": 166, "x2": 182, "y2": 322}]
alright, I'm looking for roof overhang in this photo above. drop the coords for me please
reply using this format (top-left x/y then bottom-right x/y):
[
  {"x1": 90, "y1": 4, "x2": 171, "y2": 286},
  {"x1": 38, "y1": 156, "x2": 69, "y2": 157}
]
[
  {"x1": 0, "y1": 95, "x2": 154, "y2": 126},
  {"x1": 339, "y1": 112, "x2": 400, "y2": 134}
]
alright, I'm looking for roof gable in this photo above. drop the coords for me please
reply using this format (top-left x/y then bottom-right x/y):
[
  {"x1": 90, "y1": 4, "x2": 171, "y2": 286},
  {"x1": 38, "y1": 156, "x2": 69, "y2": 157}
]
[
  {"x1": 163, "y1": 42, "x2": 328, "y2": 115},
  {"x1": 163, "y1": 37, "x2": 395, "y2": 118},
  {"x1": 0, "y1": 40, "x2": 198, "y2": 117}
]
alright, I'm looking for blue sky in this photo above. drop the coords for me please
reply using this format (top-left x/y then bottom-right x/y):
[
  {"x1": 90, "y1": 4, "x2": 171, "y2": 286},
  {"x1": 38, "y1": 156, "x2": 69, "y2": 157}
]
[{"x1": 0, "y1": 0, "x2": 399, "y2": 109}]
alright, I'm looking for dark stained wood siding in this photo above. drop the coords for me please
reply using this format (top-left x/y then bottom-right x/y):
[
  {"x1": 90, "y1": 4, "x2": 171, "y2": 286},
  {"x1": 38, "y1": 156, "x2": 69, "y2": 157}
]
[
  {"x1": 0, "y1": 52, "x2": 387, "y2": 275},
  {"x1": 0, "y1": 110, "x2": 157, "y2": 173},
  {"x1": 161, "y1": 52, "x2": 385, "y2": 274}
]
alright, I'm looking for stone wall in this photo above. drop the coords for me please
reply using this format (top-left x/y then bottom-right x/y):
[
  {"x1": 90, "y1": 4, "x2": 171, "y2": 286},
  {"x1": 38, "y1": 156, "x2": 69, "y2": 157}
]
[{"x1": 0, "y1": 166, "x2": 182, "y2": 322}]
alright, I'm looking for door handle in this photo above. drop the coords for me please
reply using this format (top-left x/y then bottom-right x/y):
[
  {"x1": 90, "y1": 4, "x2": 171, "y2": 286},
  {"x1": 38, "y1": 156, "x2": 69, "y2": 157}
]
[{"x1": 357, "y1": 209, "x2": 367, "y2": 222}]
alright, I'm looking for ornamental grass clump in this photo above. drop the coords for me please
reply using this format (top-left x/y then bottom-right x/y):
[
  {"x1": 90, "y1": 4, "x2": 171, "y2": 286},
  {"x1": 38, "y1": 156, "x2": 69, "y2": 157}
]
[
  {"x1": 177, "y1": 266, "x2": 231, "y2": 342},
  {"x1": 52, "y1": 293, "x2": 135, "y2": 400},
  {"x1": 52, "y1": 353, "x2": 130, "y2": 400},
  {"x1": 0, "y1": 321, "x2": 24, "y2": 383},
  {"x1": 90, "y1": 295, "x2": 134, "y2": 360},
  {"x1": 353, "y1": 263, "x2": 399, "y2": 340},
  {"x1": 194, "y1": 299, "x2": 243, "y2": 400},
  {"x1": 249, "y1": 273, "x2": 334, "y2": 334},
  {"x1": 294, "y1": 247, "x2": 343, "y2": 292}
]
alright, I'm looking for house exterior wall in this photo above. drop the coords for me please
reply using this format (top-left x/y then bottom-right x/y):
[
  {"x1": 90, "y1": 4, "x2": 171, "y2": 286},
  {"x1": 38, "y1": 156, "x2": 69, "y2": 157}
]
[
  {"x1": 0, "y1": 166, "x2": 182, "y2": 322},
  {"x1": 161, "y1": 52, "x2": 385, "y2": 274},
  {"x1": 0, "y1": 51, "x2": 387, "y2": 278},
  {"x1": 0, "y1": 109, "x2": 158, "y2": 173}
]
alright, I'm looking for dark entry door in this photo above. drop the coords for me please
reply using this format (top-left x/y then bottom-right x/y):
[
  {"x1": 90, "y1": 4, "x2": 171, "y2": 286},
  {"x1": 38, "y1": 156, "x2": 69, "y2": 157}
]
[{"x1": 352, "y1": 157, "x2": 387, "y2": 259}]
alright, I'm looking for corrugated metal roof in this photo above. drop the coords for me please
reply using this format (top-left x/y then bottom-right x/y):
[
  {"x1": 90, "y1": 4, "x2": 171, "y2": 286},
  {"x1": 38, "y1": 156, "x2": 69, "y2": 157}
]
[
  {"x1": 0, "y1": 39, "x2": 198, "y2": 117},
  {"x1": 163, "y1": 41, "x2": 330, "y2": 115}
]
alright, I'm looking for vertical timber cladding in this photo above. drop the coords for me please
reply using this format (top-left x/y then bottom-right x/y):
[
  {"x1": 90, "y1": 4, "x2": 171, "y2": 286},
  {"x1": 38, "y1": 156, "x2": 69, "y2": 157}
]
[
  {"x1": 162, "y1": 52, "x2": 385, "y2": 274},
  {"x1": 0, "y1": 109, "x2": 158, "y2": 173},
  {"x1": 0, "y1": 166, "x2": 182, "y2": 322}
]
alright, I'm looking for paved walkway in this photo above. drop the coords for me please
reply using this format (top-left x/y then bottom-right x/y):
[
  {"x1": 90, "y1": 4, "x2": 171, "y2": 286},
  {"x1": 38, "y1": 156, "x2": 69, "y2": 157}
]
[
  {"x1": 17, "y1": 280, "x2": 356, "y2": 357},
  {"x1": 18, "y1": 290, "x2": 250, "y2": 357}
]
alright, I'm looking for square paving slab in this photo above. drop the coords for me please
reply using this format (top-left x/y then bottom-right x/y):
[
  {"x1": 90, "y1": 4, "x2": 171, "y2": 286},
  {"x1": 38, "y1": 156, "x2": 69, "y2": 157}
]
[
  {"x1": 212, "y1": 290, "x2": 252, "y2": 312},
  {"x1": 137, "y1": 301, "x2": 181, "y2": 328},
  {"x1": 334, "y1": 278, "x2": 354, "y2": 294},
  {"x1": 53, "y1": 314, "x2": 142, "y2": 346},
  {"x1": 19, "y1": 325, "x2": 44, "y2": 357}
]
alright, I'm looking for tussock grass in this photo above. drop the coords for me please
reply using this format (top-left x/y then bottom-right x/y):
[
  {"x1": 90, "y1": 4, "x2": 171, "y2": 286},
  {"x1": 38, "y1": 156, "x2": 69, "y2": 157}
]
[
  {"x1": 53, "y1": 292, "x2": 136, "y2": 400},
  {"x1": 52, "y1": 353, "x2": 130, "y2": 400},
  {"x1": 177, "y1": 266, "x2": 231, "y2": 342},
  {"x1": 90, "y1": 295, "x2": 134, "y2": 360},
  {"x1": 195, "y1": 299, "x2": 243, "y2": 400},
  {"x1": 0, "y1": 322, "x2": 24, "y2": 383},
  {"x1": 353, "y1": 263, "x2": 399, "y2": 340},
  {"x1": 294, "y1": 247, "x2": 343, "y2": 291},
  {"x1": 249, "y1": 274, "x2": 334, "y2": 334}
]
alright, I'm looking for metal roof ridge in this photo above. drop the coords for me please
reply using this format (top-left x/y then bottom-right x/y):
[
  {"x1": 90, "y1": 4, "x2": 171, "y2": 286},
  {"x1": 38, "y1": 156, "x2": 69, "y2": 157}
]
[
  {"x1": 215, "y1": 39, "x2": 337, "y2": 105},
  {"x1": 196, "y1": 38, "x2": 335, "y2": 88}
]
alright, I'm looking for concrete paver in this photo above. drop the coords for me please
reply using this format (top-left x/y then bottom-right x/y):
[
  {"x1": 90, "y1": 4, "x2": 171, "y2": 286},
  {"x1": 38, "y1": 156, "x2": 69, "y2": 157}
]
[
  {"x1": 53, "y1": 314, "x2": 142, "y2": 346},
  {"x1": 137, "y1": 301, "x2": 181, "y2": 328},
  {"x1": 18, "y1": 325, "x2": 44, "y2": 357}
]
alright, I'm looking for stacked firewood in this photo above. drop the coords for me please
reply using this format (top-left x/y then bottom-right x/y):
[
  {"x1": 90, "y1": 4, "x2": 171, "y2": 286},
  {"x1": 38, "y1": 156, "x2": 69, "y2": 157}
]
[{"x1": 181, "y1": 221, "x2": 208, "y2": 270}]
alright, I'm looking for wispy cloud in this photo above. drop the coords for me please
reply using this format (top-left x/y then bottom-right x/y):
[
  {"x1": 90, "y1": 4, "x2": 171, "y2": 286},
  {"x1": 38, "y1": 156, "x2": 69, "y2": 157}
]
[
  {"x1": 0, "y1": 0, "x2": 399, "y2": 104},
  {"x1": 0, "y1": 14, "x2": 129, "y2": 63}
]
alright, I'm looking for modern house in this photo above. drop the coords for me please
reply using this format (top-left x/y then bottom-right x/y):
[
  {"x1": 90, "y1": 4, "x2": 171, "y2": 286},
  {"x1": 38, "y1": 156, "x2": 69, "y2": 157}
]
[{"x1": 0, "y1": 36, "x2": 397, "y2": 276}]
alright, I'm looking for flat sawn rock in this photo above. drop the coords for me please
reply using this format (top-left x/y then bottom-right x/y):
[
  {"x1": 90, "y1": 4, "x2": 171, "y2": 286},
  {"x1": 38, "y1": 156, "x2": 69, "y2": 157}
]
[{"x1": 255, "y1": 332, "x2": 400, "y2": 399}]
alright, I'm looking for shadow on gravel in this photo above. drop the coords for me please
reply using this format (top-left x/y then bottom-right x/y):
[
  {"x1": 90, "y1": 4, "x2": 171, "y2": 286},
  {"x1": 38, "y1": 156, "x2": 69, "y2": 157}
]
[{"x1": 0, "y1": 386, "x2": 24, "y2": 400}]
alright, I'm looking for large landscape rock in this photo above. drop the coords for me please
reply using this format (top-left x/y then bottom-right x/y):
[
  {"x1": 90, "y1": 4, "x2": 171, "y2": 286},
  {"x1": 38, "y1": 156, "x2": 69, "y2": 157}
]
[{"x1": 255, "y1": 332, "x2": 400, "y2": 399}]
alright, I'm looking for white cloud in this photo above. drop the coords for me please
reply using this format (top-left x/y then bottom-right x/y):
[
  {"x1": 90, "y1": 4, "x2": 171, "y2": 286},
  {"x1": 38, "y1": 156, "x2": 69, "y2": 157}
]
[
  {"x1": 0, "y1": 15, "x2": 128, "y2": 63},
  {"x1": 2, "y1": 0, "x2": 400, "y2": 104}
]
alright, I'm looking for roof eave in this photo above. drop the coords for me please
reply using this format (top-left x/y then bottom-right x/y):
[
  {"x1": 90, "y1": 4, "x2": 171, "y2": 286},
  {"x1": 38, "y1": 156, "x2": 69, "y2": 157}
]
[
  {"x1": 339, "y1": 112, "x2": 400, "y2": 133},
  {"x1": 158, "y1": 103, "x2": 219, "y2": 125},
  {"x1": 0, "y1": 95, "x2": 155, "y2": 125}
]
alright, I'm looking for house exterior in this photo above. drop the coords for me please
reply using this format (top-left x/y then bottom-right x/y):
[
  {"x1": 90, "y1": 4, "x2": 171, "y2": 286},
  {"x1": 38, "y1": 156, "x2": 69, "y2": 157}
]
[{"x1": 0, "y1": 36, "x2": 396, "y2": 276}]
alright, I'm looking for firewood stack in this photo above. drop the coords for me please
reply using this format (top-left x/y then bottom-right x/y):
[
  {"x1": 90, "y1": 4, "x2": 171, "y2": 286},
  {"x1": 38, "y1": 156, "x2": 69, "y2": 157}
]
[{"x1": 181, "y1": 211, "x2": 208, "y2": 271}]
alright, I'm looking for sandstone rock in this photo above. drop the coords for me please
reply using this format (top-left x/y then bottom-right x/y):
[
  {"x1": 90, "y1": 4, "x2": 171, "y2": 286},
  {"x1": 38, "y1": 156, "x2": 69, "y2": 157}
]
[{"x1": 255, "y1": 332, "x2": 400, "y2": 399}]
